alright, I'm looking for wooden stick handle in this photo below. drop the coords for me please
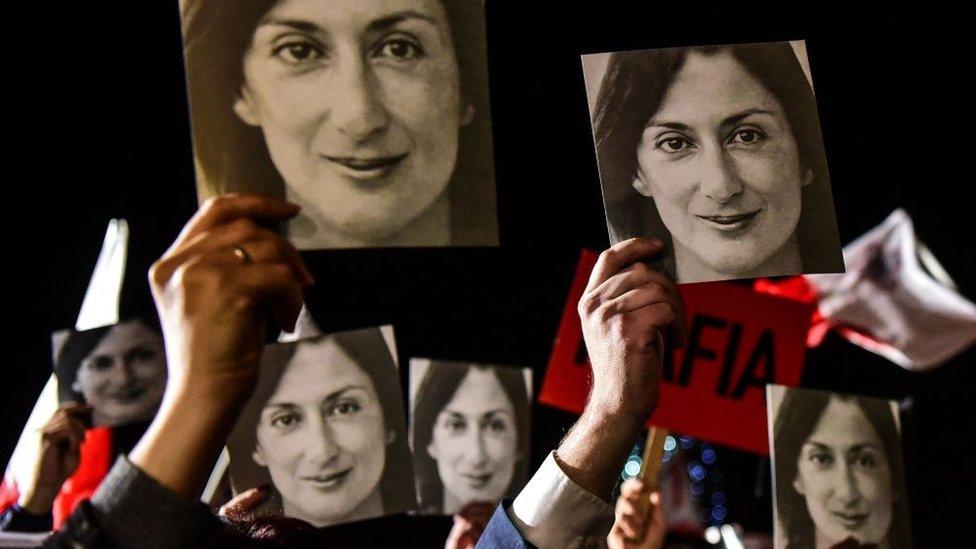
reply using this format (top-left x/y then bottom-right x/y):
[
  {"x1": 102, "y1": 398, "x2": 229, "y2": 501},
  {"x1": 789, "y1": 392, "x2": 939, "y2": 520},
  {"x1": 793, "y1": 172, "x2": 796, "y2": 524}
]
[{"x1": 638, "y1": 427, "x2": 669, "y2": 489}]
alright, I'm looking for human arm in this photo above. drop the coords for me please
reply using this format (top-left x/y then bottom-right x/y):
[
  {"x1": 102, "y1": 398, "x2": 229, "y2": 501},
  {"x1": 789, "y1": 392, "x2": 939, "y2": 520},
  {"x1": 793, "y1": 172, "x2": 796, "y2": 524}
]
[
  {"x1": 129, "y1": 194, "x2": 312, "y2": 499},
  {"x1": 46, "y1": 195, "x2": 311, "y2": 548},
  {"x1": 557, "y1": 237, "x2": 683, "y2": 500},
  {"x1": 489, "y1": 238, "x2": 684, "y2": 549}
]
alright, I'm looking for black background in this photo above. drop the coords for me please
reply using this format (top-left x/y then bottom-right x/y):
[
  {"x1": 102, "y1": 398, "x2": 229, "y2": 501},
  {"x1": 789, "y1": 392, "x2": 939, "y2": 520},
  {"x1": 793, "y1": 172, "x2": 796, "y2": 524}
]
[{"x1": 4, "y1": 2, "x2": 973, "y2": 546}]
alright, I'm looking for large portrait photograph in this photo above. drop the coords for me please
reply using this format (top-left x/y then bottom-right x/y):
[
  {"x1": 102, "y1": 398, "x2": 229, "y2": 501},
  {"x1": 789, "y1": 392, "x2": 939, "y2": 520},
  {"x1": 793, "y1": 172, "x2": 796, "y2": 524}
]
[
  {"x1": 178, "y1": 0, "x2": 499, "y2": 250},
  {"x1": 767, "y1": 385, "x2": 912, "y2": 549},
  {"x1": 409, "y1": 359, "x2": 531, "y2": 515},
  {"x1": 226, "y1": 327, "x2": 416, "y2": 527},
  {"x1": 582, "y1": 41, "x2": 844, "y2": 283},
  {"x1": 52, "y1": 318, "x2": 168, "y2": 428}
]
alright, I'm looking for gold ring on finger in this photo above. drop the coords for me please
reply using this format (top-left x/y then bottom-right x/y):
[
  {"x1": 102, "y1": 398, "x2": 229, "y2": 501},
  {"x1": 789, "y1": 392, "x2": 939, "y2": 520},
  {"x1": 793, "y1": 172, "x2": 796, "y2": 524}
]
[{"x1": 232, "y1": 244, "x2": 253, "y2": 264}]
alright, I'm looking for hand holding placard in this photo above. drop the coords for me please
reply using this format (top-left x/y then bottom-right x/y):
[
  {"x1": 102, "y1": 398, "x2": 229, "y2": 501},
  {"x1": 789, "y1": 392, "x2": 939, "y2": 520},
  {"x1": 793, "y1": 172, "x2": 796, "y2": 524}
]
[
  {"x1": 17, "y1": 404, "x2": 90, "y2": 516},
  {"x1": 134, "y1": 195, "x2": 313, "y2": 499},
  {"x1": 557, "y1": 238, "x2": 685, "y2": 502},
  {"x1": 542, "y1": 249, "x2": 813, "y2": 454},
  {"x1": 577, "y1": 238, "x2": 686, "y2": 424},
  {"x1": 148, "y1": 195, "x2": 312, "y2": 405}
]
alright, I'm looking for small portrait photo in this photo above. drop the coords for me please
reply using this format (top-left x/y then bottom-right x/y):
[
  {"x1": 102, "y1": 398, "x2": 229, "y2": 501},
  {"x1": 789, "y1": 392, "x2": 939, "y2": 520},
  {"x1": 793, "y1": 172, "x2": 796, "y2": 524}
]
[
  {"x1": 409, "y1": 359, "x2": 532, "y2": 515},
  {"x1": 52, "y1": 317, "x2": 168, "y2": 428},
  {"x1": 767, "y1": 385, "x2": 912, "y2": 549},
  {"x1": 582, "y1": 41, "x2": 844, "y2": 283},
  {"x1": 179, "y1": 0, "x2": 499, "y2": 250},
  {"x1": 227, "y1": 327, "x2": 416, "y2": 527}
]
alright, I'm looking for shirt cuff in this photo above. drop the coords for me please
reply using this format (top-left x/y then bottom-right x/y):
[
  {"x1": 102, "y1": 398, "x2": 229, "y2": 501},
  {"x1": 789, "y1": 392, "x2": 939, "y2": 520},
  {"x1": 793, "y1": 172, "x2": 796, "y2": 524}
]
[
  {"x1": 89, "y1": 456, "x2": 222, "y2": 549},
  {"x1": 507, "y1": 451, "x2": 614, "y2": 549}
]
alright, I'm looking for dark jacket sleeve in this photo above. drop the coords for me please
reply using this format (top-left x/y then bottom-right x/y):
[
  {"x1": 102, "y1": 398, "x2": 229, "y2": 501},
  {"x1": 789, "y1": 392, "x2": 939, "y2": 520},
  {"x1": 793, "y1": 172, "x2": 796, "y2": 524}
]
[
  {"x1": 476, "y1": 502, "x2": 536, "y2": 549},
  {"x1": 0, "y1": 504, "x2": 53, "y2": 533},
  {"x1": 43, "y1": 457, "x2": 227, "y2": 549}
]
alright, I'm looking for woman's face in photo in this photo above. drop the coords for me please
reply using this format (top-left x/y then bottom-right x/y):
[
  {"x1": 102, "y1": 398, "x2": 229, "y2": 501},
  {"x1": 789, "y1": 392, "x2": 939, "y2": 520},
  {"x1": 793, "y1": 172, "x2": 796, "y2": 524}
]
[
  {"x1": 253, "y1": 338, "x2": 389, "y2": 527},
  {"x1": 235, "y1": 0, "x2": 469, "y2": 244},
  {"x1": 73, "y1": 321, "x2": 167, "y2": 425},
  {"x1": 793, "y1": 398, "x2": 894, "y2": 546},
  {"x1": 427, "y1": 368, "x2": 518, "y2": 512},
  {"x1": 633, "y1": 50, "x2": 810, "y2": 279}
]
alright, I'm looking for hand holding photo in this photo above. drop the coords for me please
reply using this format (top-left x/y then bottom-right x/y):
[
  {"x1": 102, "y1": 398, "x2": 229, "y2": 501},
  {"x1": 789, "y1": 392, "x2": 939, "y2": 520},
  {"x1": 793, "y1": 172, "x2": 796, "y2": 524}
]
[
  {"x1": 582, "y1": 41, "x2": 843, "y2": 283},
  {"x1": 179, "y1": 0, "x2": 498, "y2": 250},
  {"x1": 409, "y1": 359, "x2": 531, "y2": 515},
  {"x1": 52, "y1": 318, "x2": 167, "y2": 428},
  {"x1": 226, "y1": 327, "x2": 416, "y2": 527},
  {"x1": 767, "y1": 385, "x2": 912, "y2": 549}
]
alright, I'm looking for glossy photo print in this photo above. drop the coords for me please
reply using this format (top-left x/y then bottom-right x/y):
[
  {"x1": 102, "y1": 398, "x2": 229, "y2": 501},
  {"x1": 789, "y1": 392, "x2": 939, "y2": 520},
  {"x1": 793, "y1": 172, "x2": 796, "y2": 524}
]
[
  {"x1": 178, "y1": 0, "x2": 499, "y2": 250},
  {"x1": 767, "y1": 385, "x2": 912, "y2": 549},
  {"x1": 52, "y1": 318, "x2": 168, "y2": 428},
  {"x1": 409, "y1": 359, "x2": 532, "y2": 515},
  {"x1": 582, "y1": 41, "x2": 843, "y2": 283},
  {"x1": 226, "y1": 327, "x2": 416, "y2": 527}
]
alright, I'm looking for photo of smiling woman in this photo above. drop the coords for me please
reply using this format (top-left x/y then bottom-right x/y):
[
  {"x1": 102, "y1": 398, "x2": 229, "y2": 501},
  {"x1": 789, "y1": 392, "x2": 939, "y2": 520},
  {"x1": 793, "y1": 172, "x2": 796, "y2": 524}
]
[
  {"x1": 179, "y1": 0, "x2": 498, "y2": 250},
  {"x1": 768, "y1": 385, "x2": 912, "y2": 549},
  {"x1": 226, "y1": 328, "x2": 416, "y2": 527},
  {"x1": 582, "y1": 41, "x2": 843, "y2": 283},
  {"x1": 409, "y1": 359, "x2": 531, "y2": 515},
  {"x1": 53, "y1": 318, "x2": 168, "y2": 428}
]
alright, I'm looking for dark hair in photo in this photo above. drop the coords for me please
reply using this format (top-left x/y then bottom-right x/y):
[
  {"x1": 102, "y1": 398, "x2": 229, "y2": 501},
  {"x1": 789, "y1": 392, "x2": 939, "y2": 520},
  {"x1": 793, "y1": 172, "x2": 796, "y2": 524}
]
[
  {"x1": 180, "y1": 0, "x2": 497, "y2": 245},
  {"x1": 52, "y1": 316, "x2": 162, "y2": 404},
  {"x1": 411, "y1": 361, "x2": 530, "y2": 513},
  {"x1": 591, "y1": 41, "x2": 842, "y2": 278},
  {"x1": 228, "y1": 328, "x2": 416, "y2": 518},
  {"x1": 772, "y1": 388, "x2": 912, "y2": 549}
]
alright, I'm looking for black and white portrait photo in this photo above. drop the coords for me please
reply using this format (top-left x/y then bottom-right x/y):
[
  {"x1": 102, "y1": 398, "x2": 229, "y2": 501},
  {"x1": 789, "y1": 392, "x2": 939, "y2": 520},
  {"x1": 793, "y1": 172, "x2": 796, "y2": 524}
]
[
  {"x1": 179, "y1": 0, "x2": 498, "y2": 250},
  {"x1": 52, "y1": 318, "x2": 168, "y2": 428},
  {"x1": 226, "y1": 327, "x2": 416, "y2": 527},
  {"x1": 409, "y1": 359, "x2": 531, "y2": 515},
  {"x1": 767, "y1": 385, "x2": 912, "y2": 549},
  {"x1": 582, "y1": 41, "x2": 843, "y2": 283}
]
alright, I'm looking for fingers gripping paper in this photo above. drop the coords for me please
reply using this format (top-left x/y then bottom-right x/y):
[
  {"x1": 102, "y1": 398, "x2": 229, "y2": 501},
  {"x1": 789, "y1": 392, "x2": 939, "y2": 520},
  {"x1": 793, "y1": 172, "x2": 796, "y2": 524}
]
[{"x1": 540, "y1": 250, "x2": 813, "y2": 454}]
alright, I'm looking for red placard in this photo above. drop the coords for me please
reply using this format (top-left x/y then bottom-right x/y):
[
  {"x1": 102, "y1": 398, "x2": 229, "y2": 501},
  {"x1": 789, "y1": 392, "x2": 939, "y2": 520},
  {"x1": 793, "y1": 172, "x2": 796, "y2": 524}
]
[{"x1": 539, "y1": 250, "x2": 814, "y2": 455}]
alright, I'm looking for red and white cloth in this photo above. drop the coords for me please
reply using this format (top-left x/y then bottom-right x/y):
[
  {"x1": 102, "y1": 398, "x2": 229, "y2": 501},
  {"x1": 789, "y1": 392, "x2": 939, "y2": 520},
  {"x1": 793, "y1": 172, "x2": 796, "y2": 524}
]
[{"x1": 757, "y1": 209, "x2": 976, "y2": 370}]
